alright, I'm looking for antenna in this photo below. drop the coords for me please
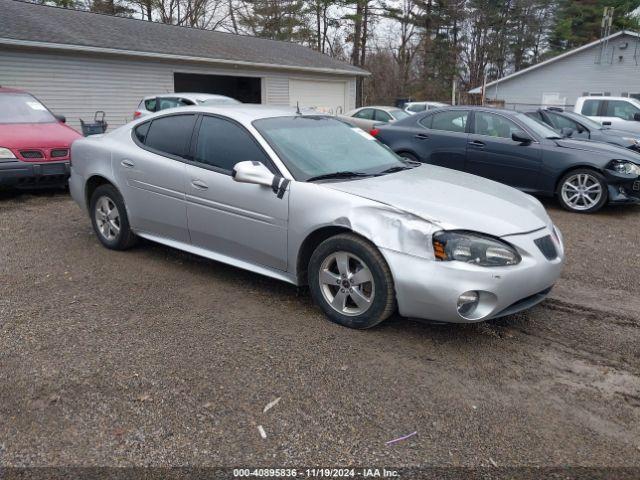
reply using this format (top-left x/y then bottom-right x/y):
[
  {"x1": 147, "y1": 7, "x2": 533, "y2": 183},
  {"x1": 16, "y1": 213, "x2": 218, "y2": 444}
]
[
  {"x1": 296, "y1": 101, "x2": 301, "y2": 115},
  {"x1": 596, "y1": 6, "x2": 615, "y2": 64}
]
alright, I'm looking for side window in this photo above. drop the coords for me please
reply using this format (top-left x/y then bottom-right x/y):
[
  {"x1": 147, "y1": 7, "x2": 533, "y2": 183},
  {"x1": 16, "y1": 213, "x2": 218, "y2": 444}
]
[
  {"x1": 144, "y1": 114, "x2": 196, "y2": 158},
  {"x1": 144, "y1": 98, "x2": 157, "y2": 112},
  {"x1": 431, "y1": 110, "x2": 468, "y2": 133},
  {"x1": 195, "y1": 116, "x2": 272, "y2": 173},
  {"x1": 581, "y1": 99, "x2": 601, "y2": 116},
  {"x1": 353, "y1": 108, "x2": 374, "y2": 120},
  {"x1": 418, "y1": 115, "x2": 433, "y2": 129},
  {"x1": 157, "y1": 97, "x2": 190, "y2": 111},
  {"x1": 134, "y1": 121, "x2": 151, "y2": 144},
  {"x1": 408, "y1": 104, "x2": 426, "y2": 112},
  {"x1": 547, "y1": 112, "x2": 578, "y2": 130},
  {"x1": 605, "y1": 100, "x2": 640, "y2": 120},
  {"x1": 374, "y1": 110, "x2": 392, "y2": 123},
  {"x1": 473, "y1": 112, "x2": 520, "y2": 139}
]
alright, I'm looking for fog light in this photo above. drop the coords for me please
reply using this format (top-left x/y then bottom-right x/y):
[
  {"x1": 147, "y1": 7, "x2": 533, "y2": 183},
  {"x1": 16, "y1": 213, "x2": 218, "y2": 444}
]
[{"x1": 457, "y1": 291, "x2": 479, "y2": 317}]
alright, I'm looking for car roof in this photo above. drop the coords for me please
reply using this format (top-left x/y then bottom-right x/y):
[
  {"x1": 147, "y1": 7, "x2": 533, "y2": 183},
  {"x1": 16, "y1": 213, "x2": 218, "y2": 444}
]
[
  {"x1": 356, "y1": 105, "x2": 400, "y2": 111},
  {"x1": 0, "y1": 86, "x2": 27, "y2": 94},
  {"x1": 138, "y1": 104, "x2": 329, "y2": 123},
  {"x1": 406, "y1": 101, "x2": 447, "y2": 106},
  {"x1": 144, "y1": 93, "x2": 235, "y2": 101}
]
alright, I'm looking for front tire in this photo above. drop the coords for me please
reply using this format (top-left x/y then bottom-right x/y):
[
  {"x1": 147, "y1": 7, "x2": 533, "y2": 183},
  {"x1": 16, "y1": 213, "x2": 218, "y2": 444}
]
[
  {"x1": 308, "y1": 233, "x2": 396, "y2": 329},
  {"x1": 89, "y1": 184, "x2": 137, "y2": 250},
  {"x1": 557, "y1": 169, "x2": 608, "y2": 213}
]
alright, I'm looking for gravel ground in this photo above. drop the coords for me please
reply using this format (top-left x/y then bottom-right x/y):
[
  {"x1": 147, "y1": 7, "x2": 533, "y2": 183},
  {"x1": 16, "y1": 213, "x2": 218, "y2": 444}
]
[{"x1": 0, "y1": 189, "x2": 639, "y2": 469}]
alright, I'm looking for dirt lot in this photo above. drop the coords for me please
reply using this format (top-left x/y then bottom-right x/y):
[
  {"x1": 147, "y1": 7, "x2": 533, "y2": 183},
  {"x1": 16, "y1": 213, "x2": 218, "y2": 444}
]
[{"x1": 1, "y1": 189, "x2": 639, "y2": 470}]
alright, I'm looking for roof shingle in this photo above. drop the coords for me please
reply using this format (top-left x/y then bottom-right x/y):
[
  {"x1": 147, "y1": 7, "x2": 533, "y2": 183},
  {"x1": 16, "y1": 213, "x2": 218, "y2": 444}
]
[{"x1": 0, "y1": 0, "x2": 367, "y2": 76}]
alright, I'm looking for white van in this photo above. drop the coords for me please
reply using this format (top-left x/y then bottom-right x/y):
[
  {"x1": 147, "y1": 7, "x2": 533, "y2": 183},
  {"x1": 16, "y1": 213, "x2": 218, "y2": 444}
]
[{"x1": 574, "y1": 96, "x2": 640, "y2": 133}]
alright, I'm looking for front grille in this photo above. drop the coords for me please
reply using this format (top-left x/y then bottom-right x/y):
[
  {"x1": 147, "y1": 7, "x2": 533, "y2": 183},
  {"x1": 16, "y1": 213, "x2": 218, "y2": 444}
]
[
  {"x1": 50, "y1": 148, "x2": 69, "y2": 158},
  {"x1": 20, "y1": 150, "x2": 44, "y2": 159},
  {"x1": 534, "y1": 235, "x2": 558, "y2": 260}
]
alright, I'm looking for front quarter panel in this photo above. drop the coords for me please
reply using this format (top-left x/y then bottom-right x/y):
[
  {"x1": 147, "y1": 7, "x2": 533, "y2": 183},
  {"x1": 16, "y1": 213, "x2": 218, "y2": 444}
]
[{"x1": 288, "y1": 181, "x2": 441, "y2": 282}]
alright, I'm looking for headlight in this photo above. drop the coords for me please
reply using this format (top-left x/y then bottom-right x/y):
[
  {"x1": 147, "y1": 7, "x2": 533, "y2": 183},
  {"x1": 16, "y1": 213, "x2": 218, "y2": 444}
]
[
  {"x1": 432, "y1": 230, "x2": 521, "y2": 267},
  {"x1": 0, "y1": 147, "x2": 16, "y2": 159},
  {"x1": 609, "y1": 160, "x2": 640, "y2": 175},
  {"x1": 622, "y1": 137, "x2": 640, "y2": 146}
]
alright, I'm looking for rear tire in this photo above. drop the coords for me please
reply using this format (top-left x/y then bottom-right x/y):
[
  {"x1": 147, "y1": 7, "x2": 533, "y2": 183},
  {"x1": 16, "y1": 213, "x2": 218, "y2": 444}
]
[
  {"x1": 89, "y1": 184, "x2": 137, "y2": 250},
  {"x1": 557, "y1": 169, "x2": 608, "y2": 213},
  {"x1": 308, "y1": 233, "x2": 396, "y2": 329}
]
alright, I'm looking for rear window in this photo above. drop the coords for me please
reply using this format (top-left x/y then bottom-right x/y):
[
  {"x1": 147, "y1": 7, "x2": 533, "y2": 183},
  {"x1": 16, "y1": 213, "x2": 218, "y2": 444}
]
[
  {"x1": 144, "y1": 98, "x2": 157, "y2": 112},
  {"x1": 157, "y1": 97, "x2": 192, "y2": 111},
  {"x1": 0, "y1": 93, "x2": 56, "y2": 124},
  {"x1": 141, "y1": 114, "x2": 196, "y2": 158},
  {"x1": 407, "y1": 104, "x2": 426, "y2": 112}
]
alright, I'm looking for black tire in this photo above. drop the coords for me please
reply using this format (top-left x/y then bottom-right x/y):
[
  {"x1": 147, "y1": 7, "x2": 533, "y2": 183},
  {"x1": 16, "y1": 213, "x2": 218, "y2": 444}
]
[
  {"x1": 398, "y1": 151, "x2": 420, "y2": 163},
  {"x1": 89, "y1": 184, "x2": 137, "y2": 250},
  {"x1": 308, "y1": 233, "x2": 396, "y2": 329},
  {"x1": 556, "y1": 168, "x2": 608, "y2": 213}
]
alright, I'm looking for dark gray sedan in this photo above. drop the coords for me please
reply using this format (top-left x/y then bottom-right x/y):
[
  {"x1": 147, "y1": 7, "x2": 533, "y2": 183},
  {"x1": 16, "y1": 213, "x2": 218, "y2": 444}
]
[
  {"x1": 526, "y1": 107, "x2": 640, "y2": 153},
  {"x1": 373, "y1": 106, "x2": 640, "y2": 213}
]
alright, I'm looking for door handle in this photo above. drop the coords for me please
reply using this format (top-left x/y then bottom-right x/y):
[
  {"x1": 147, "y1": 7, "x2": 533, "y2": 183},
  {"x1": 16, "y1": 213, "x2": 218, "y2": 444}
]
[
  {"x1": 414, "y1": 133, "x2": 429, "y2": 140},
  {"x1": 121, "y1": 159, "x2": 134, "y2": 168},
  {"x1": 191, "y1": 179, "x2": 208, "y2": 190},
  {"x1": 468, "y1": 140, "x2": 485, "y2": 148}
]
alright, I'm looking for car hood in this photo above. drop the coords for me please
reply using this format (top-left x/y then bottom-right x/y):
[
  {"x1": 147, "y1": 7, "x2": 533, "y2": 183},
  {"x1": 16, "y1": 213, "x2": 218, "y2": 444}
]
[
  {"x1": 553, "y1": 138, "x2": 640, "y2": 162},
  {"x1": 323, "y1": 165, "x2": 550, "y2": 237},
  {"x1": 601, "y1": 127, "x2": 640, "y2": 138},
  {"x1": 0, "y1": 122, "x2": 81, "y2": 149}
]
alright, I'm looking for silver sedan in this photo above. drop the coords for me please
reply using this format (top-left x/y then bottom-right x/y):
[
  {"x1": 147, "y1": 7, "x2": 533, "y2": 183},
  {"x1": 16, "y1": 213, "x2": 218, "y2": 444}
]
[{"x1": 70, "y1": 105, "x2": 564, "y2": 329}]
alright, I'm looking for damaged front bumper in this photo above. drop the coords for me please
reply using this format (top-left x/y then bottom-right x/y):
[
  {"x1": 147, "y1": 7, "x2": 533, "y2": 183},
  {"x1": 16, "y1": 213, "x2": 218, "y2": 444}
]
[
  {"x1": 381, "y1": 226, "x2": 564, "y2": 323},
  {"x1": 605, "y1": 170, "x2": 640, "y2": 204}
]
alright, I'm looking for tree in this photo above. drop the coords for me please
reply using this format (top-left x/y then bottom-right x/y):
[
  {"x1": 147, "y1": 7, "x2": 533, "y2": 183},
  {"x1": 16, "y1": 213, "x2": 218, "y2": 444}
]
[{"x1": 549, "y1": 0, "x2": 640, "y2": 52}]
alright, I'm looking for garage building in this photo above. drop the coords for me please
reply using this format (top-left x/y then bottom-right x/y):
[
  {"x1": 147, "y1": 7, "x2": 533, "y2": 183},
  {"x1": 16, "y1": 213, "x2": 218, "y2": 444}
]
[
  {"x1": 469, "y1": 30, "x2": 640, "y2": 110},
  {"x1": 0, "y1": 0, "x2": 367, "y2": 131}
]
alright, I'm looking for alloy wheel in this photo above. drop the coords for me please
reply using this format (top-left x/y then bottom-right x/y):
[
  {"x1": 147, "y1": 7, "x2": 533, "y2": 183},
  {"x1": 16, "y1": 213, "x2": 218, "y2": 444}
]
[
  {"x1": 560, "y1": 173, "x2": 603, "y2": 211},
  {"x1": 319, "y1": 251, "x2": 375, "y2": 316},
  {"x1": 94, "y1": 195, "x2": 121, "y2": 241}
]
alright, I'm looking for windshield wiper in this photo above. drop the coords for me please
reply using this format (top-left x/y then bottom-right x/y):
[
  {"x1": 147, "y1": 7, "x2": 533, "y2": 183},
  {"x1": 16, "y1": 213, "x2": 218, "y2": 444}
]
[
  {"x1": 374, "y1": 165, "x2": 416, "y2": 175},
  {"x1": 306, "y1": 171, "x2": 372, "y2": 182}
]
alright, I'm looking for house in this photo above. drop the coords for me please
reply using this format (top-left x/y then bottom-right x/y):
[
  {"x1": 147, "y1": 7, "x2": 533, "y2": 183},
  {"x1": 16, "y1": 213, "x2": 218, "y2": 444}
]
[
  {"x1": 469, "y1": 31, "x2": 640, "y2": 110},
  {"x1": 0, "y1": 0, "x2": 367, "y2": 130}
]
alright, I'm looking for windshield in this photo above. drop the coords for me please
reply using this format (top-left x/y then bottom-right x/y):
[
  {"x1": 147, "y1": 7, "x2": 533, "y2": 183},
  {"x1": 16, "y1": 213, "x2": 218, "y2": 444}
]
[
  {"x1": 254, "y1": 116, "x2": 408, "y2": 181},
  {"x1": 563, "y1": 111, "x2": 603, "y2": 130},
  {"x1": 391, "y1": 109, "x2": 410, "y2": 120},
  {"x1": 0, "y1": 94, "x2": 56, "y2": 124},
  {"x1": 514, "y1": 112, "x2": 561, "y2": 139}
]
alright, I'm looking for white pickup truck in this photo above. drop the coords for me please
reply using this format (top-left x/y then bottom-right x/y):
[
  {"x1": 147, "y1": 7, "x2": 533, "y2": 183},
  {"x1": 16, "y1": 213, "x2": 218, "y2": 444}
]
[{"x1": 574, "y1": 96, "x2": 640, "y2": 134}]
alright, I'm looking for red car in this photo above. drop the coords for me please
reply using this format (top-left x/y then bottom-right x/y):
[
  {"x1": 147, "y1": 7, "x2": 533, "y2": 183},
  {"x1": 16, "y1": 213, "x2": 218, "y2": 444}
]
[{"x1": 0, "y1": 87, "x2": 81, "y2": 188}]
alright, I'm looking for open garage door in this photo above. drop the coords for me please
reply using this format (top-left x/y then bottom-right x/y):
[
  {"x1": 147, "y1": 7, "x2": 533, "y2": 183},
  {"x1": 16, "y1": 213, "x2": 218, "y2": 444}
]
[
  {"x1": 289, "y1": 80, "x2": 346, "y2": 114},
  {"x1": 174, "y1": 73, "x2": 261, "y2": 103}
]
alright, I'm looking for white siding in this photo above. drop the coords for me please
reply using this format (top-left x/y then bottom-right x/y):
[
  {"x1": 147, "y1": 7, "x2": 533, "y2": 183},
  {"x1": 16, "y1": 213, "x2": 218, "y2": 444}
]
[
  {"x1": 0, "y1": 46, "x2": 359, "y2": 131},
  {"x1": 264, "y1": 77, "x2": 289, "y2": 105},
  {"x1": 289, "y1": 79, "x2": 347, "y2": 114},
  {"x1": 485, "y1": 33, "x2": 640, "y2": 110}
]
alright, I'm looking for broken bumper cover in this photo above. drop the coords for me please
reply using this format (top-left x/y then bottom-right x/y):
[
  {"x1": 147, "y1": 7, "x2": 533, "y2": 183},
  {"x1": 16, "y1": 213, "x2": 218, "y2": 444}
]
[
  {"x1": 605, "y1": 170, "x2": 640, "y2": 204},
  {"x1": 381, "y1": 226, "x2": 564, "y2": 323},
  {"x1": 0, "y1": 159, "x2": 70, "y2": 187}
]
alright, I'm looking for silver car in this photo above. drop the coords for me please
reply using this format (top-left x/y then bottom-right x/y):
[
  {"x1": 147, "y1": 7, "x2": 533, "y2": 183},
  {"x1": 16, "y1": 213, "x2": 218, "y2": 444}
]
[
  {"x1": 70, "y1": 105, "x2": 564, "y2": 329},
  {"x1": 133, "y1": 93, "x2": 240, "y2": 119},
  {"x1": 339, "y1": 106, "x2": 410, "y2": 131}
]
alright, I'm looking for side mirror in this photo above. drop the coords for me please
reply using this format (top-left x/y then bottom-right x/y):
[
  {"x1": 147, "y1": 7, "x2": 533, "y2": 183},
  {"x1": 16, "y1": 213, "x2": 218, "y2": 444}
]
[
  {"x1": 634, "y1": 113, "x2": 640, "y2": 121},
  {"x1": 55, "y1": 114, "x2": 66, "y2": 123},
  {"x1": 560, "y1": 127, "x2": 574, "y2": 137},
  {"x1": 512, "y1": 130, "x2": 533, "y2": 144},
  {"x1": 232, "y1": 161, "x2": 275, "y2": 187}
]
